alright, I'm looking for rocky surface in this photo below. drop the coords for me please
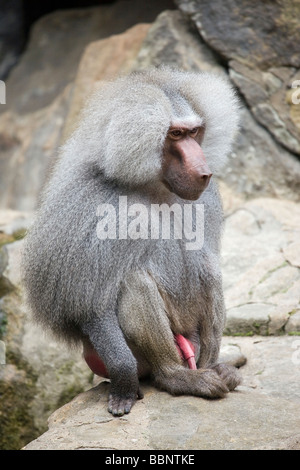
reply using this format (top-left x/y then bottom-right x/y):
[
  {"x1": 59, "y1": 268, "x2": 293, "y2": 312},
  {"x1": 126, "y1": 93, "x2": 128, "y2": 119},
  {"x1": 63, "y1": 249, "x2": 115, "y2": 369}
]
[
  {"x1": 2, "y1": 7, "x2": 300, "y2": 210},
  {"x1": 133, "y1": 10, "x2": 223, "y2": 74},
  {"x1": 1, "y1": 0, "x2": 300, "y2": 451},
  {"x1": 229, "y1": 62, "x2": 300, "y2": 156},
  {"x1": 0, "y1": 0, "x2": 24, "y2": 80},
  {"x1": 23, "y1": 336, "x2": 300, "y2": 450},
  {"x1": 175, "y1": 0, "x2": 300, "y2": 155},
  {"x1": 63, "y1": 10, "x2": 300, "y2": 202},
  {"x1": 61, "y1": 10, "x2": 224, "y2": 144},
  {"x1": 221, "y1": 190, "x2": 300, "y2": 336},
  {"x1": 175, "y1": 0, "x2": 300, "y2": 69},
  {"x1": 134, "y1": 10, "x2": 300, "y2": 198},
  {"x1": 61, "y1": 23, "x2": 151, "y2": 143},
  {"x1": 2, "y1": 0, "x2": 174, "y2": 115},
  {"x1": 0, "y1": 0, "x2": 174, "y2": 210},
  {"x1": 0, "y1": 210, "x2": 93, "y2": 449}
]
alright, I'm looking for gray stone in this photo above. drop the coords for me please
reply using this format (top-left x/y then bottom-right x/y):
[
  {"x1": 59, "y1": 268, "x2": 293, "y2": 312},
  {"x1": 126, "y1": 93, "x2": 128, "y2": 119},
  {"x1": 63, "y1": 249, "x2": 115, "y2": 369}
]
[
  {"x1": 0, "y1": 209, "x2": 33, "y2": 236},
  {"x1": 268, "y1": 305, "x2": 293, "y2": 336},
  {"x1": 3, "y1": 1, "x2": 175, "y2": 115},
  {"x1": 175, "y1": 0, "x2": 300, "y2": 155},
  {"x1": 2, "y1": 7, "x2": 300, "y2": 211},
  {"x1": 225, "y1": 303, "x2": 271, "y2": 336},
  {"x1": 230, "y1": 63, "x2": 300, "y2": 156},
  {"x1": 0, "y1": 83, "x2": 73, "y2": 210},
  {"x1": 0, "y1": 212, "x2": 93, "y2": 448},
  {"x1": 23, "y1": 337, "x2": 300, "y2": 450},
  {"x1": 253, "y1": 102, "x2": 300, "y2": 155},
  {"x1": 1, "y1": 1, "x2": 300, "y2": 450},
  {"x1": 175, "y1": 0, "x2": 300, "y2": 68},
  {"x1": 226, "y1": 108, "x2": 300, "y2": 199},
  {"x1": 134, "y1": 10, "x2": 223, "y2": 74},
  {"x1": 0, "y1": 339, "x2": 5, "y2": 364},
  {"x1": 3, "y1": 239, "x2": 23, "y2": 287},
  {"x1": 221, "y1": 196, "x2": 300, "y2": 335},
  {"x1": 0, "y1": 0, "x2": 175, "y2": 211},
  {"x1": 251, "y1": 264, "x2": 299, "y2": 304},
  {"x1": 0, "y1": 363, "x2": 40, "y2": 449},
  {"x1": 0, "y1": 246, "x2": 8, "y2": 276},
  {"x1": 0, "y1": 0, "x2": 24, "y2": 80},
  {"x1": 134, "y1": 12, "x2": 300, "y2": 200},
  {"x1": 285, "y1": 311, "x2": 300, "y2": 334},
  {"x1": 61, "y1": 23, "x2": 151, "y2": 143},
  {"x1": 283, "y1": 242, "x2": 300, "y2": 268},
  {"x1": 219, "y1": 343, "x2": 246, "y2": 367}
]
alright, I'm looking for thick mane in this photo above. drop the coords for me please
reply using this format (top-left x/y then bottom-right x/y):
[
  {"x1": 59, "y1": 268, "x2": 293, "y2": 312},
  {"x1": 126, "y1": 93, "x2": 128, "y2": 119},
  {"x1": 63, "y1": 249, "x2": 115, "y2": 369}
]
[{"x1": 57, "y1": 68, "x2": 239, "y2": 188}]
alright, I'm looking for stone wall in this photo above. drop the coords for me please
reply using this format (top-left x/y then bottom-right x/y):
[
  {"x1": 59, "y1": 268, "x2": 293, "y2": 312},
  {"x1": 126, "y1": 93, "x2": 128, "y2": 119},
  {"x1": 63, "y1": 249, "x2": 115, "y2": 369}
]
[{"x1": 0, "y1": 0, "x2": 299, "y2": 450}]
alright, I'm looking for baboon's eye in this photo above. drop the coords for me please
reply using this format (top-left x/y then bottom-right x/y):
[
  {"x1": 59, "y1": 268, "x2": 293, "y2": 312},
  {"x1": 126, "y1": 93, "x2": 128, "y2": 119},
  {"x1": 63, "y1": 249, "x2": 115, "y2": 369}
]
[
  {"x1": 169, "y1": 129, "x2": 183, "y2": 139},
  {"x1": 189, "y1": 128, "x2": 199, "y2": 137}
]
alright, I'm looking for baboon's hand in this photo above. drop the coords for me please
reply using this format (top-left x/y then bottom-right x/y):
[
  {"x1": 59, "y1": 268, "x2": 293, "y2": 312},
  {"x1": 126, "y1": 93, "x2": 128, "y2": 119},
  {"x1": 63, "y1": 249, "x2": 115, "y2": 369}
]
[
  {"x1": 194, "y1": 369, "x2": 230, "y2": 398},
  {"x1": 212, "y1": 363, "x2": 242, "y2": 391},
  {"x1": 108, "y1": 387, "x2": 143, "y2": 416}
]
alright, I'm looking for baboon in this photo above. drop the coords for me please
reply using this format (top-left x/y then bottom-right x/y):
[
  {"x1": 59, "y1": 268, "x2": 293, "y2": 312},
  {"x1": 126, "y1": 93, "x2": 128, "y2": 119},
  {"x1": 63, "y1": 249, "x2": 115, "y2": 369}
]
[{"x1": 22, "y1": 68, "x2": 240, "y2": 416}]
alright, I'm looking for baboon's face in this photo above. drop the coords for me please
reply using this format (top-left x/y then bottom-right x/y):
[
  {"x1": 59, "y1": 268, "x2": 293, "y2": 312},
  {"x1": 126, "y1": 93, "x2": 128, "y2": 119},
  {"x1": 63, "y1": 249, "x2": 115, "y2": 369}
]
[{"x1": 162, "y1": 124, "x2": 211, "y2": 200}]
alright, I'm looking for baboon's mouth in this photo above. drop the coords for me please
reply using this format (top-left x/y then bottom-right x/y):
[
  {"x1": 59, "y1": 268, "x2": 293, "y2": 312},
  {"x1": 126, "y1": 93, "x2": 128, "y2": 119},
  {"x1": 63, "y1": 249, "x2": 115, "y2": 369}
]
[{"x1": 162, "y1": 179, "x2": 206, "y2": 201}]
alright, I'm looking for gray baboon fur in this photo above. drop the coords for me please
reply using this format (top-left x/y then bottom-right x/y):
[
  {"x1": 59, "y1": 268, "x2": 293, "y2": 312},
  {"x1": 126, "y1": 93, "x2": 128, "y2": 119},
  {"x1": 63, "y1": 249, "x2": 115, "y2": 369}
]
[{"x1": 22, "y1": 68, "x2": 240, "y2": 415}]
